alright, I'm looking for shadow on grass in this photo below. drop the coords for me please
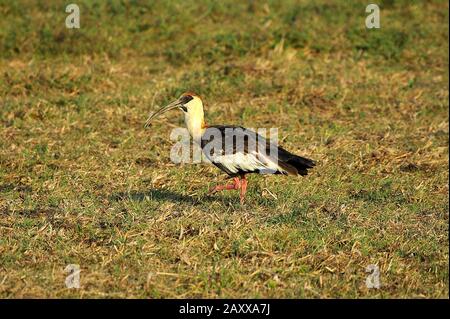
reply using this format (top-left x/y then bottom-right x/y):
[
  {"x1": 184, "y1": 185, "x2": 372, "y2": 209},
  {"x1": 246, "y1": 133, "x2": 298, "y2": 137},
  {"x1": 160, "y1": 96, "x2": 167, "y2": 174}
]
[{"x1": 109, "y1": 188, "x2": 216, "y2": 205}]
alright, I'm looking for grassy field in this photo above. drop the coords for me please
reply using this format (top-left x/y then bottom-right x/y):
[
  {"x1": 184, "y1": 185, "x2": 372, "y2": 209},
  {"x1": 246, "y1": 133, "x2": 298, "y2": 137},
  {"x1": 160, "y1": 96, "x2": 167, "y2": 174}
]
[{"x1": 0, "y1": 0, "x2": 448, "y2": 298}]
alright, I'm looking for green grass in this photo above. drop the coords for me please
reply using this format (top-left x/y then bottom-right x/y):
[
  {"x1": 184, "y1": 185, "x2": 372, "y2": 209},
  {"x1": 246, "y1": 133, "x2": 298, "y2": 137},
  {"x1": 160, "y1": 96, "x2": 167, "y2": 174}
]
[{"x1": 0, "y1": 0, "x2": 448, "y2": 298}]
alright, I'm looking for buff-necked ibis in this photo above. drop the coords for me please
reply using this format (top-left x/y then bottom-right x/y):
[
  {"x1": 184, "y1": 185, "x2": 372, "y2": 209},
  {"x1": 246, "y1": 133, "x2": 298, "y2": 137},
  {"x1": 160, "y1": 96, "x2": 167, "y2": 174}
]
[{"x1": 145, "y1": 92, "x2": 315, "y2": 203}]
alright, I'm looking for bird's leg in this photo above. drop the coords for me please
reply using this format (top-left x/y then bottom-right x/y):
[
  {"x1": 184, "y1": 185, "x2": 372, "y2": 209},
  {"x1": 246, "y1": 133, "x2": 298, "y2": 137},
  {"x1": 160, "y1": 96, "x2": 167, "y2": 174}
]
[
  {"x1": 209, "y1": 177, "x2": 241, "y2": 194},
  {"x1": 239, "y1": 175, "x2": 248, "y2": 204}
]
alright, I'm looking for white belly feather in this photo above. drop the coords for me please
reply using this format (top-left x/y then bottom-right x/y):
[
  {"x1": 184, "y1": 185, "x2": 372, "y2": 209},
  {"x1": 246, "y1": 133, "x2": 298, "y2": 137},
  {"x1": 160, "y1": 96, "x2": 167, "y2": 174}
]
[{"x1": 211, "y1": 151, "x2": 283, "y2": 174}]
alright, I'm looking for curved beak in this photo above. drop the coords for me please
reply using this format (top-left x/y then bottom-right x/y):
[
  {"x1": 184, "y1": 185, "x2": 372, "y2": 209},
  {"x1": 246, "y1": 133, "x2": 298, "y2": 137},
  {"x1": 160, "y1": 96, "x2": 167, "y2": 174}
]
[{"x1": 144, "y1": 99, "x2": 182, "y2": 128}]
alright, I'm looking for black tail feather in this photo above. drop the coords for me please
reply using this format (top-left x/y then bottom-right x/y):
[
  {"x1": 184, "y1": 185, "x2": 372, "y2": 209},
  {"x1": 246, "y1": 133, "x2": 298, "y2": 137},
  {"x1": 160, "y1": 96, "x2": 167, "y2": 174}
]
[
  {"x1": 287, "y1": 155, "x2": 316, "y2": 176},
  {"x1": 277, "y1": 147, "x2": 316, "y2": 176}
]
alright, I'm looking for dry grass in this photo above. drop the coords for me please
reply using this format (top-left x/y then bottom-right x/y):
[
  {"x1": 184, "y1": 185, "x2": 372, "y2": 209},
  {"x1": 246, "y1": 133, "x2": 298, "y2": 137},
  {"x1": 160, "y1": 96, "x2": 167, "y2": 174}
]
[{"x1": 0, "y1": 0, "x2": 448, "y2": 298}]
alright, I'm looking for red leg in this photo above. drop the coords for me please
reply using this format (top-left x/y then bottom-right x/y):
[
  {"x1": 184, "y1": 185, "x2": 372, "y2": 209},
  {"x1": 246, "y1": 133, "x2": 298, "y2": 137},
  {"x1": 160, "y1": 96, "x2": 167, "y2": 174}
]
[
  {"x1": 209, "y1": 177, "x2": 241, "y2": 194},
  {"x1": 239, "y1": 175, "x2": 248, "y2": 204}
]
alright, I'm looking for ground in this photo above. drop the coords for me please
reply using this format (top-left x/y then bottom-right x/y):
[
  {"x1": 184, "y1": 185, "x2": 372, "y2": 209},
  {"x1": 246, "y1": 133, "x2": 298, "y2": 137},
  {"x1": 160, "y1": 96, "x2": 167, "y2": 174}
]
[{"x1": 0, "y1": 0, "x2": 448, "y2": 298}]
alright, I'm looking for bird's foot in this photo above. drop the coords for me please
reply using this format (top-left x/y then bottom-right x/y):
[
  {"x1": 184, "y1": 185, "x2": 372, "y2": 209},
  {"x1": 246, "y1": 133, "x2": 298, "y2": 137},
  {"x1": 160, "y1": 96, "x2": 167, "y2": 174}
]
[
  {"x1": 209, "y1": 176, "x2": 248, "y2": 205},
  {"x1": 209, "y1": 177, "x2": 241, "y2": 194}
]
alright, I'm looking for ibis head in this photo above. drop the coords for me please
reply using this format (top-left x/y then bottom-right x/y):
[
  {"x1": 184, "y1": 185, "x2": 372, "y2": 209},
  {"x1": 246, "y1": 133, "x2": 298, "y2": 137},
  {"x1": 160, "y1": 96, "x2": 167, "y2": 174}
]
[{"x1": 145, "y1": 92, "x2": 206, "y2": 140}]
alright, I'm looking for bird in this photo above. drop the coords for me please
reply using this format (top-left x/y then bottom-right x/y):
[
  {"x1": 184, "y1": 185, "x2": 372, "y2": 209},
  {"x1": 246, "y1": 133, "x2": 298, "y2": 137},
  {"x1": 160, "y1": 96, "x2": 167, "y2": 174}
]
[{"x1": 145, "y1": 92, "x2": 315, "y2": 204}]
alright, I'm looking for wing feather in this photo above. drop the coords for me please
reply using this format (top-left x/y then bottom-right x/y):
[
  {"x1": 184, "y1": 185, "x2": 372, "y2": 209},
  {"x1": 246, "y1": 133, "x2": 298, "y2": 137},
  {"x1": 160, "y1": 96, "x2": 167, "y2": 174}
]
[{"x1": 201, "y1": 125, "x2": 314, "y2": 176}]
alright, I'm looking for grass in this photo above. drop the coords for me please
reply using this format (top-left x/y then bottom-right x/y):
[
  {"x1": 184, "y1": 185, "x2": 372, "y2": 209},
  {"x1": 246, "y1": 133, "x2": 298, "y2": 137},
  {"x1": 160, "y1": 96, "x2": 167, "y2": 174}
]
[{"x1": 0, "y1": 0, "x2": 448, "y2": 298}]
